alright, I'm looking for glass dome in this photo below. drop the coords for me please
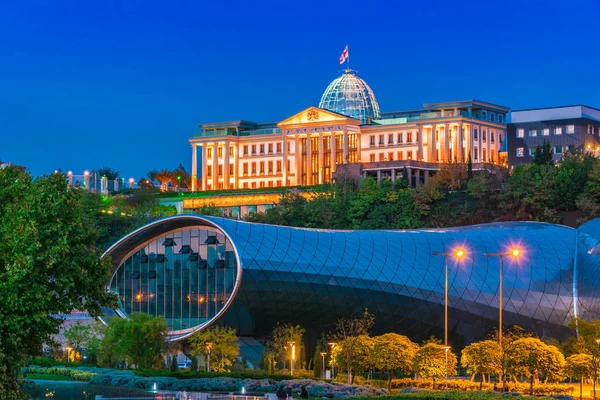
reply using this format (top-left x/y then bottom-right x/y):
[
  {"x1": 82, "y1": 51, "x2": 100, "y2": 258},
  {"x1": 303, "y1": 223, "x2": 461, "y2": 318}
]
[{"x1": 319, "y1": 70, "x2": 380, "y2": 123}]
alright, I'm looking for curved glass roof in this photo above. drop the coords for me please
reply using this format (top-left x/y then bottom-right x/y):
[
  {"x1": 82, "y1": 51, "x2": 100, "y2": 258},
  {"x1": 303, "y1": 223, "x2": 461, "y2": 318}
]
[{"x1": 319, "y1": 70, "x2": 380, "y2": 123}]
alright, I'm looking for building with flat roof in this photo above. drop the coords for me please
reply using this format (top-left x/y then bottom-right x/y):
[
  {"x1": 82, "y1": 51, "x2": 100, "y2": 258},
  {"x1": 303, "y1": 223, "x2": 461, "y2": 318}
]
[
  {"x1": 102, "y1": 215, "x2": 600, "y2": 348},
  {"x1": 189, "y1": 70, "x2": 509, "y2": 195},
  {"x1": 507, "y1": 105, "x2": 600, "y2": 165}
]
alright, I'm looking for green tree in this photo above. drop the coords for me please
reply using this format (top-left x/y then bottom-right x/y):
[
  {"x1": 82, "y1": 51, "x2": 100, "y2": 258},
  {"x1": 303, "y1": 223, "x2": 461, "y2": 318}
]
[
  {"x1": 170, "y1": 357, "x2": 178, "y2": 372},
  {"x1": 412, "y1": 341, "x2": 458, "y2": 389},
  {"x1": 0, "y1": 168, "x2": 115, "y2": 398},
  {"x1": 467, "y1": 153, "x2": 473, "y2": 181},
  {"x1": 197, "y1": 203, "x2": 224, "y2": 217},
  {"x1": 569, "y1": 318, "x2": 600, "y2": 396},
  {"x1": 461, "y1": 340, "x2": 502, "y2": 389},
  {"x1": 271, "y1": 323, "x2": 305, "y2": 372},
  {"x1": 372, "y1": 333, "x2": 419, "y2": 390},
  {"x1": 564, "y1": 353, "x2": 594, "y2": 400},
  {"x1": 332, "y1": 335, "x2": 375, "y2": 384},
  {"x1": 505, "y1": 337, "x2": 565, "y2": 395},
  {"x1": 533, "y1": 141, "x2": 554, "y2": 165},
  {"x1": 100, "y1": 312, "x2": 167, "y2": 369},
  {"x1": 189, "y1": 326, "x2": 239, "y2": 372},
  {"x1": 64, "y1": 322, "x2": 92, "y2": 362},
  {"x1": 84, "y1": 322, "x2": 106, "y2": 365},
  {"x1": 333, "y1": 310, "x2": 375, "y2": 384},
  {"x1": 96, "y1": 167, "x2": 120, "y2": 181}
]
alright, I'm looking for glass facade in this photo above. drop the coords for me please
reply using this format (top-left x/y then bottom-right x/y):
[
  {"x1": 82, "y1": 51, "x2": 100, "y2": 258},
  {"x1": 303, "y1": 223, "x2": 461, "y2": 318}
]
[
  {"x1": 107, "y1": 225, "x2": 239, "y2": 339},
  {"x1": 104, "y1": 216, "x2": 600, "y2": 345},
  {"x1": 319, "y1": 70, "x2": 380, "y2": 123}
]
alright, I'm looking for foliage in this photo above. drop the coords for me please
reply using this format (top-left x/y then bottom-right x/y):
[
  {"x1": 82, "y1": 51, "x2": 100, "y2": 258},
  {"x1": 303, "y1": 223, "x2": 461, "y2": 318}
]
[
  {"x1": 564, "y1": 353, "x2": 593, "y2": 400},
  {"x1": 99, "y1": 312, "x2": 167, "y2": 369},
  {"x1": 533, "y1": 141, "x2": 554, "y2": 165},
  {"x1": 196, "y1": 203, "x2": 224, "y2": 216},
  {"x1": 333, "y1": 310, "x2": 375, "y2": 384},
  {"x1": 0, "y1": 168, "x2": 116, "y2": 398},
  {"x1": 170, "y1": 357, "x2": 178, "y2": 372},
  {"x1": 64, "y1": 322, "x2": 95, "y2": 362},
  {"x1": 147, "y1": 164, "x2": 192, "y2": 190},
  {"x1": 332, "y1": 335, "x2": 375, "y2": 384},
  {"x1": 389, "y1": 379, "x2": 574, "y2": 396},
  {"x1": 189, "y1": 325, "x2": 239, "y2": 372},
  {"x1": 412, "y1": 342, "x2": 458, "y2": 389},
  {"x1": 505, "y1": 337, "x2": 565, "y2": 395},
  {"x1": 372, "y1": 333, "x2": 419, "y2": 390},
  {"x1": 23, "y1": 367, "x2": 98, "y2": 382},
  {"x1": 95, "y1": 167, "x2": 119, "y2": 181},
  {"x1": 460, "y1": 340, "x2": 502, "y2": 389},
  {"x1": 270, "y1": 323, "x2": 305, "y2": 371}
]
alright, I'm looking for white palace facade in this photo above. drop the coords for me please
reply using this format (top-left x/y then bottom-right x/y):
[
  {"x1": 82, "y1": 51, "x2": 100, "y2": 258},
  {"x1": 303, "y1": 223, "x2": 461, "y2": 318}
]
[{"x1": 189, "y1": 71, "x2": 509, "y2": 191}]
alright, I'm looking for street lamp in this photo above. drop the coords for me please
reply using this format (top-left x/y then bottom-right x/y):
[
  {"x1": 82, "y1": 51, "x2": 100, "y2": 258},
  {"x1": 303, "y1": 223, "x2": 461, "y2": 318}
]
[
  {"x1": 288, "y1": 341, "x2": 295, "y2": 376},
  {"x1": 328, "y1": 342, "x2": 337, "y2": 379},
  {"x1": 485, "y1": 247, "x2": 521, "y2": 392},
  {"x1": 442, "y1": 346, "x2": 451, "y2": 389},
  {"x1": 65, "y1": 347, "x2": 72, "y2": 364},
  {"x1": 320, "y1": 352, "x2": 327, "y2": 378},
  {"x1": 206, "y1": 342, "x2": 213, "y2": 372}
]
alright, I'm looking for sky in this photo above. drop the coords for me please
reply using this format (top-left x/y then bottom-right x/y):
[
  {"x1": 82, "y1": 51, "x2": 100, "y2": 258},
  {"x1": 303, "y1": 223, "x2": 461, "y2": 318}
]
[{"x1": 1, "y1": 0, "x2": 600, "y2": 179}]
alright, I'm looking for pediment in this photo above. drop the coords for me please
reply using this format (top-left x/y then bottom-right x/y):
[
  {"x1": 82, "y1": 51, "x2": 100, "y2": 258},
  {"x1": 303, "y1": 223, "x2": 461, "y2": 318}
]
[{"x1": 278, "y1": 106, "x2": 359, "y2": 127}]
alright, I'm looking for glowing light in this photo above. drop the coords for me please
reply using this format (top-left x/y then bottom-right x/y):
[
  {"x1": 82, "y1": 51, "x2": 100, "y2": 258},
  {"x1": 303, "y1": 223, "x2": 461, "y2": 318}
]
[
  {"x1": 511, "y1": 248, "x2": 520, "y2": 257},
  {"x1": 84, "y1": 170, "x2": 90, "y2": 176},
  {"x1": 129, "y1": 178, "x2": 134, "y2": 184},
  {"x1": 67, "y1": 171, "x2": 72, "y2": 176},
  {"x1": 455, "y1": 249, "x2": 465, "y2": 258},
  {"x1": 587, "y1": 144, "x2": 592, "y2": 149}
]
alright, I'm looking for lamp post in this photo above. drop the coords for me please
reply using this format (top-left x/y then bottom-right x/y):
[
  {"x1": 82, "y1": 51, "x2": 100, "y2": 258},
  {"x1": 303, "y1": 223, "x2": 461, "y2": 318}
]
[
  {"x1": 206, "y1": 342, "x2": 213, "y2": 372},
  {"x1": 432, "y1": 248, "x2": 465, "y2": 389},
  {"x1": 485, "y1": 247, "x2": 521, "y2": 393},
  {"x1": 288, "y1": 341, "x2": 295, "y2": 376},
  {"x1": 594, "y1": 339, "x2": 600, "y2": 400},
  {"x1": 320, "y1": 352, "x2": 327, "y2": 378},
  {"x1": 65, "y1": 347, "x2": 72, "y2": 364},
  {"x1": 328, "y1": 342, "x2": 337, "y2": 379}
]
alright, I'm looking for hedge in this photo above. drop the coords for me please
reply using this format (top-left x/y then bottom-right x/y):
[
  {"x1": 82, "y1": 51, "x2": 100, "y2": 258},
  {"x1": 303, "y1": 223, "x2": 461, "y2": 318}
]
[
  {"x1": 348, "y1": 392, "x2": 539, "y2": 400},
  {"x1": 390, "y1": 378, "x2": 574, "y2": 396},
  {"x1": 135, "y1": 368, "x2": 296, "y2": 381},
  {"x1": 24, "y1": 367, "x2": 98, "y2": 382}
]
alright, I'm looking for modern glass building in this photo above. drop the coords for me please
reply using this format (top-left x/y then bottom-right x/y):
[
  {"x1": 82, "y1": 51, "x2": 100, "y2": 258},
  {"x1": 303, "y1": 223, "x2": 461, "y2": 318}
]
[{"x1": 103, "y1": 216, "x2": 600, "y2": 346}]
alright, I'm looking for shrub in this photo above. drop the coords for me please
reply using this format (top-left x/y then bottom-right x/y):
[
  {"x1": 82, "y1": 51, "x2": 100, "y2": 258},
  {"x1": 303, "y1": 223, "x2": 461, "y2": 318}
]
[
  {"x1": 390, "y1": 378, "x2": 574, "y2": 396},
  {"x1": 23, "y1": 367, "x2": 98, "y2": 382}
]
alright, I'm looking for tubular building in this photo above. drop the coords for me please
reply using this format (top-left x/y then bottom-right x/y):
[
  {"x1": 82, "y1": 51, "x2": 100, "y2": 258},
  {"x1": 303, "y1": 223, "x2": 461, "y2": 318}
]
[{"x1": 102, "y1": 216, "x2": 600, "y2": 349}]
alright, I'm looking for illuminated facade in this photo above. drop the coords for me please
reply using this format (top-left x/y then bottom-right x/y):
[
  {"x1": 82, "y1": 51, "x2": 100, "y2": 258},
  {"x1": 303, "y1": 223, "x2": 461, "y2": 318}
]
[
  {"x1": 189, "y1": 71, "x2": 509, "y2": 191},
  {"x1": 103, "y1": 216, "x2": 600, "y2": 345}
]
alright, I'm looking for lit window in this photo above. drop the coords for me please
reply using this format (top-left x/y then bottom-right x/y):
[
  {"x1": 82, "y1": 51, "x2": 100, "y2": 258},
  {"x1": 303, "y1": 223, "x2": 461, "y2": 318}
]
[
  {"x1": 379, "y1": 135, "x2": 384, "y2": 145},
  {"x1": 543, "y1": 128, "x2": 550, "y2": 136},
  {"x1": 483, "y1": 149, "x2": 487, "y2": 161},
  {"x1": 379, "y1": 153, "x2": 384, "y2": 161},
  {"x1": 243, "y1": 182, "x2": 248, "y2": 188},
  {"x1": 517, "y1": 128, "x2": 524, "y2": 138},
  {"x1": 567, "y1": 125, "x2": 575, "y2": 134},
  {"x1": 207, "y1": 166, "x2": 212, "y2": 177},
  {"x1": 243, "y1": 145, "x2": 248, "y2": 155},
  {"x1": 268, "y1": 161, "x2": 273, "y2": 173},
  {"x1": 398, "y1": 151, "x2": 403, "y2": 160},
  {"x1": 516, "y1": 147, "x2": 524, "y2": 157},
  {"x1": 388, "y1": 134, "x2": 394, "y2": 144},
  {"x1": 229, "y1": 147, "x2": 233, "y2": 156},
  {"x1": 229, "y1": 163, "x2": 233, "y2": 175},
  {"x1": 277, "y1": 143, "x2": 282, "y2": 152},
  {"x1": 218, "y1": 165, "x2": 223, "y2": 176},
  {"x1": 555, "y1": 127, "x2": 562, "y2": 135},
  {"x1": 388, "y1": 152, "x2": 393, "y2": 161},
  {"x1": 407, "y1": 132, "x2": 413, "y2": 143},
  {"x1": 260, "y1": 162, "x2": 265, "y2": 173},
  {"x1": 260, "y1": 144, "x2": 265, "y2": 154},
  {"x1": 398, "y1": 133, "x2": 403, "y2": 143},
  {"x1": 243, "y1": 163, "x2": 248, "y2": 175},
  {"x1": 276, "y1": 161, "x2": 282, "y2": 172},
  {"x1": 268, "y1": 144, "x2": 273, "y2": 153},
  {"x1": 370, "y1": 154, "x2": 375, "y2": 162},
  {"x1": 408, "y1": 151, "x2": 413, "y2": 160},
  {"x1": 218, "y1": 148, "x2": 223, "y2": 158},
  {"x1": 529, "y1": 129, "x2": 537, "y2": 137},
  {"x1": 251, "y1": 163, "x2": 256, "y2": 174}
]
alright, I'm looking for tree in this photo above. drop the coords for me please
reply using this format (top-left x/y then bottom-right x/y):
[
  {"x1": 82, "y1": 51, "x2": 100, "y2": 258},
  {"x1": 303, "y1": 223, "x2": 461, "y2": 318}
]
[
  {"x1": 100, "y1": 312, "x2": 167, "y2": 369},
  {"x1": 564, "y1": 354, "x2": 594, "y2": 400},
  {"x1": 467, "y1": 153, "x2": 473, "y2": 181},
  {"x1": 332, "y1": 335, "x2": 375, "y2": 384},
  {"x1": 95, "y1": 167, "x2": 119, "y2": 181},
  {"x1": 533, "y1": 141, "x2": 554, "y2": 165},
  {"x1": 461, "y1": 340, "x2": 502, "y2": 389},
  {"x1": 372, "y1": 333, "x2": 419, "y2": 390},
  {"x1": 0, "y1": 169, "x2": 116, "y2": 398},
  {"x1": 569, "y1": 318, "x2": 600, "y2": 398},
  {"x1": 64, "y1": 322, "x2": 93, "y2": 362},
  {"x1": 333, "y1": 310, "x2": 375, "y2": 384},
  {"x1": 412, "y1": 341, "x2": 458, "y2": 389},
  {"x1": 271, "y1": 323, "x2": 305, "y2": 372},
  {"x1": 196, "y1": 203, "x2": 224, "y2": 217},
  {"x1": 170, "y1": 357, "x2": 178, "y2": 372},
  {"x1": 189, "y1": 326, "x2": 239, "y2": 372},
  {"x1": 505, "y1": 337, "x2": 565, "y2": 395}
]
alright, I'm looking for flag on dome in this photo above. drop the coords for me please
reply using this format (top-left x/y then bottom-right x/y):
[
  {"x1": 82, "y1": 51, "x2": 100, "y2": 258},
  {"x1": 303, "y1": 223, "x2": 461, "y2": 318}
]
[{"x1": 339, "y1": 45, "x2": 349, "y2": 64}]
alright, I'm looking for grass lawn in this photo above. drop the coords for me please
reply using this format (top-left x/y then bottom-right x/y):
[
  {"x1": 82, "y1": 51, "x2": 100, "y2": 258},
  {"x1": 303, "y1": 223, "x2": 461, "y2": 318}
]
[{"x1": 24, "y1": 373, "x2": 75, "y2": 381}]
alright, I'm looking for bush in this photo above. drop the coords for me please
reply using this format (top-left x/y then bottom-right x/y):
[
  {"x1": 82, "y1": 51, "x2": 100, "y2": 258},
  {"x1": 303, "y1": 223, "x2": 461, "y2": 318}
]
[
  {"x1": 23, "y1": 367, "x2": 98, "y2": 382},
  {"x1": 28, "y1": 357, "x2": 81, "y2": 368},
  {"x1": 134, "y1": 369, "x2": 295, "y2": 381},
  {"x1": 390, "y1": 378, "x2": 574, "y2": 396}
]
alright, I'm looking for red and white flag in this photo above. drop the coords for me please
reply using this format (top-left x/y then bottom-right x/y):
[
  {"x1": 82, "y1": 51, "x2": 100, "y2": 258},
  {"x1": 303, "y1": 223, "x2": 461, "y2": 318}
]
[{"x1": 339, "y1": 45, "x2": 349, "y2": 64}]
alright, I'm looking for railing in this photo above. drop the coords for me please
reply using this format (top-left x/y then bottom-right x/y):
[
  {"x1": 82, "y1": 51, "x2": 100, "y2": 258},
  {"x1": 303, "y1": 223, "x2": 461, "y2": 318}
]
[
  {"x1": 194, "y1": 130, "x2": 233, "y2": 138},
  {"x1": 240, "y1": 128, "x2": 281, "y2": 136}
]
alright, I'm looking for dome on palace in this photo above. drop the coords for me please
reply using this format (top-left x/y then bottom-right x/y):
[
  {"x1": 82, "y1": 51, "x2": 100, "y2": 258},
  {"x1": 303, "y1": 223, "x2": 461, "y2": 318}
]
[{"x1": 319, "y1": 70, "x2": 380, "y2": 123}]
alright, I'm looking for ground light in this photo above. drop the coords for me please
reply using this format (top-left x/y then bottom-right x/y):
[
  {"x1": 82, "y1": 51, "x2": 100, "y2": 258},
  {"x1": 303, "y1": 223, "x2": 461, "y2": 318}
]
[{"x1": 484, "y1": 246, "x2": 522, "y2": 392}]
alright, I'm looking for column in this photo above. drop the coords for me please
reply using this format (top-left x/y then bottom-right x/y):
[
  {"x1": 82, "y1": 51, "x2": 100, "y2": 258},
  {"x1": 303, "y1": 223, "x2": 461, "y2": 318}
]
[
  {"x1": 479, "y1": 125, "x2": 483, "y2": 162},
  {"x1": 233, "y1": 143, "x2": 239, "y2": 189},
  {"x1": 201, "y1": 145, "x2": 207, "y2": 190},
  {"x1": 417, "y1": 127, "x2": 423, "y2": 160},
  {"x1": 443, "y1": 124, "x2": 450, "y2": 162},
  {"x1": 377, "y1": 169, "x2": 382, "y2": 184},
  {"x1": 212, "y1": 143, "x2": 218, "y2": 190},
  {"x1": 223, "y1": 141, "x2": 230, "y2": 189},
  {"x1": 452, "y1": 125, "x2": 459, "y2": 162},
  {"x1": 356, "y1": 133, "x2": 362, "y2": 162},
  {"x1": 457, "y1": 123, "x2": 464, "y2": 162},
  {"x1": 306, "y1": 135, "x2": 312, "y2": 185},
  {"x1": 191, "y1": 144, "x2": 198, "y2": 191},
  {"x1": 343, "y1": 130, "x2": 349, "y2": 164},
  {"x1": 487, "y1": 128, "x2": 492, "y2": 163},
  {"x1": 467, "y1": 125, "x2": 474, "y2": 162},
  {"x1": 391, "y1": 169, "x2": 396, "y2": 182},
  {"x1": 330, "y1": 133, "x2": 337, "y2": 173},
  {"x1": 282, "y1": 136, "x2": 288, "y2": 186},
  {"x1": 415, "y1": 169, "x2": 421, "y2": 188},
  {"x1": 295, "y1": 135, "x2": 301, "y2": 185},
  {"x1": 430, "y1": 126, "x2": 436, "y2": 162},
  {"x1": 318, "y1": 133, "x2": 324, "y2": 184},
  {"x1": 424, "y1": 170, "x2": 429, "y2": 184},
  {"x1": 406, "y1": 167, "x2": 412, "y2": 187}
]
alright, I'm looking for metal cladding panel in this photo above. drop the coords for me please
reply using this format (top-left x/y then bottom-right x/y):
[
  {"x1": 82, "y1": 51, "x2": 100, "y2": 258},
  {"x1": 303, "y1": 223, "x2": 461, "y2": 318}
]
[
  {"x1": 577, "y1": 218, "x2": 600, "y2": 321},
  {"x1": 202, "y1": 217, "x2": 586, "y2": 344}
]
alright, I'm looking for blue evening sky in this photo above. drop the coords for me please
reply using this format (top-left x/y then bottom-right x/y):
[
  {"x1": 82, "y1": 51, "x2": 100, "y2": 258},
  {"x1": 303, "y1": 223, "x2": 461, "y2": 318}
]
[{"x1": 1, "y1": 0, "x2": 599, "y2": 179}]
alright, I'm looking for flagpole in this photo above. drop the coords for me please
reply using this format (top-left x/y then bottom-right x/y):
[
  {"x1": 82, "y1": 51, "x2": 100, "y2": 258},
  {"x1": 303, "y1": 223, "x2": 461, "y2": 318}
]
[{"x1": 347, "y1": 45, "x2": 350, "y2": 71}]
